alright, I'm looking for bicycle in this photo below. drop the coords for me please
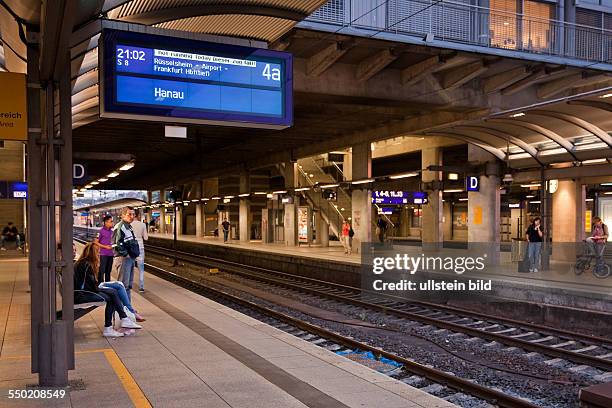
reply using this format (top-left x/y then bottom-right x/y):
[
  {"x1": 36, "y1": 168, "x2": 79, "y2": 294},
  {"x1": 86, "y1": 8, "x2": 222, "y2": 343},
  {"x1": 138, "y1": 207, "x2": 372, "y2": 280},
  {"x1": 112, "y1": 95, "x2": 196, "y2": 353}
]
[{"x1": 574, "y1": 241, "x2": 611, "y2": 278}]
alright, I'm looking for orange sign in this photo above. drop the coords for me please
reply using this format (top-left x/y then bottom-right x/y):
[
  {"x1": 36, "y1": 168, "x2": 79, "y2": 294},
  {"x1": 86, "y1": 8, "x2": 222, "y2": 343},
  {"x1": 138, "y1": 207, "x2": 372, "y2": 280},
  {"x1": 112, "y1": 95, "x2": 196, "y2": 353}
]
[{"x1": 0, "y1": 72, "x2": 27, "y2": 141}]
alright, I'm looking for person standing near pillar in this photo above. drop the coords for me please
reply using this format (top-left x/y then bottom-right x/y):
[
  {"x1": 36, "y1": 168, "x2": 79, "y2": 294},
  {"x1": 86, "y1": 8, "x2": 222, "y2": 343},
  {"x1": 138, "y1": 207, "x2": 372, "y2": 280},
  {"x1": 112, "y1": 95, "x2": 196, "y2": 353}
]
[
  {"x1": 94, "y1": 215, "x2": 114, "y2": 283},
  {"x1": 132, "y1": 209, "x2": 149, "y2": 292},
  {"x1": 526, "y1": 217, "x2": 544, "y2": 273},
  {"x1": 222, "y1": 218, "x2": 230, "y2": 243},
  {"x1": 113, "y1": 207, "x2": 139, "y2": 300},
  {"x1": 341, "y1": 220, "x2": 352, "y2": 254}
]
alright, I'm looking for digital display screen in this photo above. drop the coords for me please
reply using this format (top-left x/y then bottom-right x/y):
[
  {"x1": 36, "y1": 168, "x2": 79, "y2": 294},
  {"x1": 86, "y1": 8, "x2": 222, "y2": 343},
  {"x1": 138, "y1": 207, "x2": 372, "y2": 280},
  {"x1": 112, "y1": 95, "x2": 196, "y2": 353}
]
[
  {"x1": 372, "y1": 191, "x2": 427, "y2": 205},
  {"x1": 101, "y1": 29, "x2": 293, "y2": 129},
  {"x1": 0, "y1": 181, "x2": 27, "y2": 199}
]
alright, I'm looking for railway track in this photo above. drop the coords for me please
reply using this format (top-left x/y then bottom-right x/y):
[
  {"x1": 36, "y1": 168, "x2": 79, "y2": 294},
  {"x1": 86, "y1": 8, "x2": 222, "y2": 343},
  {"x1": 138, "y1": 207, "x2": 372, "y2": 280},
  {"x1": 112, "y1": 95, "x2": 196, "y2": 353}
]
[
  {"x1": 142, "y1": 261, "x2": 538, "y2": 408},
  {"x1": 142, "y1": 243, "x2": 612, "y2": 375}
]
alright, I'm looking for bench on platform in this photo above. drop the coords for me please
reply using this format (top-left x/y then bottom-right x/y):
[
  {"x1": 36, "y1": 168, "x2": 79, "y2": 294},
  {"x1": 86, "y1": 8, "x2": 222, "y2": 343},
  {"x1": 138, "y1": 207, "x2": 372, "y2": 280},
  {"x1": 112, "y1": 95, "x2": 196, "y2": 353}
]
[{"x1": 55, "y1": 271, "x2": 106, "y2": 321}]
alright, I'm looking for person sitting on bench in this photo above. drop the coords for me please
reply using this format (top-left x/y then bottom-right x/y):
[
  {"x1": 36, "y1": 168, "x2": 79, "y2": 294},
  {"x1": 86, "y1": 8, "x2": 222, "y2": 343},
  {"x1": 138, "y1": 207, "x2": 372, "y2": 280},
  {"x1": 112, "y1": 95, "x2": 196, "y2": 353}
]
[
  {"x1": 75, "y1": 243, "x2": 141, "y2": 337},
  {"x1": 0, "y1": 222, "x2": 22, "y2": 250}
]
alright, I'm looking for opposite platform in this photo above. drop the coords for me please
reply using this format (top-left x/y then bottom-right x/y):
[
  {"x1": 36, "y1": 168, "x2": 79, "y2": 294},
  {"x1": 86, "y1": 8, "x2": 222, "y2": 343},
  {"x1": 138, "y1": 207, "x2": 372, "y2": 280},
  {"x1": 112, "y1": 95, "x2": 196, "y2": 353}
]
[{"x1": 0, "y1": 257, "x2": 456, "y2": 408}]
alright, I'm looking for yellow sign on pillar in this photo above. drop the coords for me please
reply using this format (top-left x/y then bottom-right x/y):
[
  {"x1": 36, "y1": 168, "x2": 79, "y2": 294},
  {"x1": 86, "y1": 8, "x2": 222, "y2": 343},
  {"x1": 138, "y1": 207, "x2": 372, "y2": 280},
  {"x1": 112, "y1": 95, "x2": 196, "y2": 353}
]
[
  {"x1": 585, "y1": 210, "x2": 592, "y2": 232},
  {"x1": 0, "y1": 72, "x2": 27, "y2": 141},
  {"x1": 473, "y1": 206, "x2": 483, "y2": 225}
]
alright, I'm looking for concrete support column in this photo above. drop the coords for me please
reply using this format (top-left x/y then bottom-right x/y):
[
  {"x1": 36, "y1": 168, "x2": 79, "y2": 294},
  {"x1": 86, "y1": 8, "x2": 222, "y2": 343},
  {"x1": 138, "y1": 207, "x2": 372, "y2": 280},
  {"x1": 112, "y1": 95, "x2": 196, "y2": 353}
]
[
  {"x1": 284, "y1": 163, "x2": 298, "y2": 246},
  {"x1": 195, "y1": 181, "x2": 203, "y2": 237},
  {"x1": 351, "y1": 143, "x2": 372, "y2": 252},
  {"x1": 175, "y1": 205, "x2": 183, "y2": 236},
  {"x1": 159, "y1": 189, "x2": 167, "y2": 234},
  {"x1": 146, "y1": 191, "x2": 152, "y2": 224},
  {"x1": 315, "y1": 210, "x2": 329, "y2": 247},
  {"x1": 552, "y1": 179, "x2": 586, "y2": 261},
  {"x1": 239, "y1": 172, "x2": 251, "y2": 242},
  {"x1": 421, "y1": 148, "x2": 443, "y2": 249},
  {"x1": 467, "y1": 146, "x2": 501, "y2": 264}
]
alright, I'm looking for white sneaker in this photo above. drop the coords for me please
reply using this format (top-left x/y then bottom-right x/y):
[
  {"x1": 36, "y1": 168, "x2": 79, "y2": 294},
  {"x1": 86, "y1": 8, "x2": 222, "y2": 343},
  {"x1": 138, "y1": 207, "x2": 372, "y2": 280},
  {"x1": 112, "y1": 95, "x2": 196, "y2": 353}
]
[
  {"x1": 103, "y1": 327, "x2": 124, "y2": 337},
  {"x1": 121, "y1": 317, "x2": 142, "y2": 329},
  {"x1": 528, "y1": 268, "x2": 533, "y2": 272},
  {"x1": 124, "y1": 306, "x2": 136, "y2": 322},
  {"x1": 533, "y1": 268, "x2": 539, "y2": 273}
]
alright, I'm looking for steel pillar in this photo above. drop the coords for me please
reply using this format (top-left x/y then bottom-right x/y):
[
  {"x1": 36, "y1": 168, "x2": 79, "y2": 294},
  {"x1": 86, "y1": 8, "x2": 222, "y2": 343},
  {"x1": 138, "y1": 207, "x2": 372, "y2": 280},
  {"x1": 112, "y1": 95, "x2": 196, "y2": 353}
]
[{"x1": 27, "y1": 36, "x2": 74, "y2": 387}]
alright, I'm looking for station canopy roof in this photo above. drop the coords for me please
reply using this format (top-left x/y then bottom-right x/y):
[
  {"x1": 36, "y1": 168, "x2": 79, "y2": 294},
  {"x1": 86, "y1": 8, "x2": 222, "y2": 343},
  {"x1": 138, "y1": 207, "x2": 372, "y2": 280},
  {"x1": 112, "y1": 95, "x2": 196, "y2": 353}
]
[{"x1": 0, "y1": 0, "x2": 610, "y2": 190}]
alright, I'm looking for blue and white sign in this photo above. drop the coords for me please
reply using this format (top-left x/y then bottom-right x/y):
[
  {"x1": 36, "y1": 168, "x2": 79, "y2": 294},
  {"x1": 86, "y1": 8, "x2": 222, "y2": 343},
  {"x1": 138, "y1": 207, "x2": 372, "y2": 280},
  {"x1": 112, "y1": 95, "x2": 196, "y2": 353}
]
[
  {"x1": 466, "y1": 176, "x2": 480, "y2": 192},
  {"x1": 372, "y1": 191, "x2": 428, "y2": 205},
  {"x1": 101, "y1": 29, "x2": 293, "y2": 129},
  {"x1": 8, "y1": 181, "x2": 27, "y2": 199}
]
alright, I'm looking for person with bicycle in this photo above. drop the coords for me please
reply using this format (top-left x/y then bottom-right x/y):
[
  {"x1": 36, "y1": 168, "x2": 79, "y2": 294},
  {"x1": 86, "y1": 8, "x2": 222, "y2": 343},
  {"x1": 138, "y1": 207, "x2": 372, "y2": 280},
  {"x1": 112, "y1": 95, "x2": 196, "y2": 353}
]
[
  {"x1": 525, "y1": 217, "x2": 543, "y2": 273},
  {"x1": 586, "y1": 216, "x2": 608, "y2": 260}
]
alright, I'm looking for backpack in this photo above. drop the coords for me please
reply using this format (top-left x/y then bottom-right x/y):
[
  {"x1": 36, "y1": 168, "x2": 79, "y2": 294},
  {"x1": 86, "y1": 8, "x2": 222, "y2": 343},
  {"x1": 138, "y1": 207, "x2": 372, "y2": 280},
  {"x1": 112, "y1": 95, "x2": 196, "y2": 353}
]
[{"x1": 349, "y1": 228, "x2": 354, "y2": 238}]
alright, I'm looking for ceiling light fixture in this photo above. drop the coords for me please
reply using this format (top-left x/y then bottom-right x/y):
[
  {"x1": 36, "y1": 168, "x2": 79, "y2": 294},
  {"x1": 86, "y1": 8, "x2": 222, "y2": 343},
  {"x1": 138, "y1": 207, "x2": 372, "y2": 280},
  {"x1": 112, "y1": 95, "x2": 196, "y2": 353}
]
[
  {"x1": 389, "y1": 172, "x2": 418, "y2": 179},
  {"x1": 119, "y1": 162, "x2": 135, "y2": 171}
]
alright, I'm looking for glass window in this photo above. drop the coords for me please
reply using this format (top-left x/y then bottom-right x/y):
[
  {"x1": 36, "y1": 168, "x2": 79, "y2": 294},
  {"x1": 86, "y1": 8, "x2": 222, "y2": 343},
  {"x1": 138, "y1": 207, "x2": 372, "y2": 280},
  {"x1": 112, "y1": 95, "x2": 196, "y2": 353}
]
[
  {"x1": 523, "y1": 1, "x2": 554, "y2": 51},
  {"x1": 490, "y1": 0, "x2": 519, "y2": 49}
]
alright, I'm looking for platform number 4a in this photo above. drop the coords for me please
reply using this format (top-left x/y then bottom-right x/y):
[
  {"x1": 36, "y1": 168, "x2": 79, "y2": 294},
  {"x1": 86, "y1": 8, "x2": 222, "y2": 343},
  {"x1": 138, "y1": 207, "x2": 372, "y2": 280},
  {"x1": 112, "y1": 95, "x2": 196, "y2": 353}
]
[{"x1": 262, "y1": 64, "x2": 281, "y2": 81}]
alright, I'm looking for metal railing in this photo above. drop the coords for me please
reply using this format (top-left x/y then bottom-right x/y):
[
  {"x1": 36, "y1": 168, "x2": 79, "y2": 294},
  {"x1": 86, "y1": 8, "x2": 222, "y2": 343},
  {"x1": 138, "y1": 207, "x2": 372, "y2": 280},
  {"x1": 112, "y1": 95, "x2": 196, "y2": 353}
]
[{"x1": 307, "y1": 0, "x2": 612, "y2": 63}]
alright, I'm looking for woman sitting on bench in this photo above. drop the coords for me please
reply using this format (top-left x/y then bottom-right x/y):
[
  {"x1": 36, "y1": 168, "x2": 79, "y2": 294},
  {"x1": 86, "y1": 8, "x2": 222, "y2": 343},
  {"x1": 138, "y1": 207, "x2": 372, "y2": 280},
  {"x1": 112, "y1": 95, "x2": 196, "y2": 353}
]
[{"x1": 75, "y1": 243, "x2": 142, "y2": 337}]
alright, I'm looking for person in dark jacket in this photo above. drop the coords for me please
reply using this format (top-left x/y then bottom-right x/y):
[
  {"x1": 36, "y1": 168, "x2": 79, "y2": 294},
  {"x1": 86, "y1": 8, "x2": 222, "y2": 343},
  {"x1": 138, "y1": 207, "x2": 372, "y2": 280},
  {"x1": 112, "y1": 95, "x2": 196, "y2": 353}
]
[
  {"x1": 112, "y1": 207, "x2": 139, "y2": 301},
  {"x1": 74, "y1": 243, "x2": 141, "y2": 337},
  {"x1": 525, "y1": 217, "x2": 543, "y2": 273}
]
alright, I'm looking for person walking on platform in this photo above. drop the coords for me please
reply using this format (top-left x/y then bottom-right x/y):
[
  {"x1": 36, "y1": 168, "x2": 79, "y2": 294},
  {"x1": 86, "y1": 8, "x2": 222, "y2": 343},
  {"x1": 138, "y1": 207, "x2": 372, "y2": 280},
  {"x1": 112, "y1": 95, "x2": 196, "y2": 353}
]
[
  {"x1": 525, "y1": 217, "x2": 543, "y2": 273},
  {"x1": 376, "y1": 215, "x2": 387, "y2": 243},
  {"x1": 112, "y1": 207, "x2": 140, "y2": 301},
  {"x1": 94, "y1": 215, "x2": 114, "y2": 282},
  {"x1": 222, "y1": 218, "x2": 230, "y2": 243},
  {"x1": 132, "y1": 209, "x2": 149, "y2": 293},
  {"x1": 0, "y1": 222, "x2": 22, "y2": 250},
  {"x1": 342, "y1": 221, "x2": 353, "y2": 254}
]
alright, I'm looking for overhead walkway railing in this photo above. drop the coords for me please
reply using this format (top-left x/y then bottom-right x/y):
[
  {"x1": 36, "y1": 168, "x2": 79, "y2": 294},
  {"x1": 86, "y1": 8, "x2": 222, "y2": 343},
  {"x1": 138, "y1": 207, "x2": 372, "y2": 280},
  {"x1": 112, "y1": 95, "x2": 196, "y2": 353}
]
[{"x1": 307, "y1": 0, "x2": 612, "y2": 64}]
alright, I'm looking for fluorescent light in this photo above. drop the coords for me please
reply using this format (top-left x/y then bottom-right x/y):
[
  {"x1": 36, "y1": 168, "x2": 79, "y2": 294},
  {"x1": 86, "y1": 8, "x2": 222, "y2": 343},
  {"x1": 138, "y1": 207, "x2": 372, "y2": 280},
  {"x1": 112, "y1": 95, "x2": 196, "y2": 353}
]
[
  {"x1": 520, "y1": 183, "x2": 541, "y2": 188},
  {"x1": 211, "y1": 196, "x2": 220, "y2": 200},
  {"x1": 107, "y1": 171, "x2": 119, "y2": 178},
  {"x1": 294, "y1": 187, "x2": 310, "y2": 191},
  {"x1": 351, "y1": 178, "x2": 374, "y2": 185},
  {"x1": 458, "y1": 198, "x2": 468, "y2": 201},
  {"x1": 530, "y1": 200, "x2": 541, "y2": 203},
  {"x1": 238, "y1": 193, "x2": 250, "y2": 197},
  {"x1": 600, "y1": 183, "x2": 612, "y2": 186},
  {"x1": 389, "y1": 172, "x2": 418, "y2": 179},
  {"x1": 447, "y1": 173, "x2": 459, "y2": 180},
  {"x1": 224, "y1": 195, "x2": 235, "y2": 199},
  {"x1": 582, "y1": 158, "x2": 607, "y2": 164},
  {"x1": 175, "y1": 201, "x2": 182, "y2": 204},
  {"x1": 254, "y1": 192, "x2": 267, "y2": 195},
  {"x1": 191, "y1": 199, "x2": 199, "y2": 202},
  {"x1": 320, "y1": 184, "x2": 339, "y2": 188},
  {"x1": 600, "y1": 93, "x2": 612, "y2": 98},
  {"x1": 273, "y1": 190, "x2": 287, "y2": 194},
  {"x1": 525, "y1": 195, "x2": 535, "y2": 198},
  {"x1": 97, "y1": 178, "x2": 108, "y2": 182},
  {"x1": 510, "y1": 112, "x2": 525, "y2": 118},
  {"x1": 119, "y1": 162, "x2": 135, "y2": 171},
  {"x1": 604, "y1": 192, "x2": 612, "y2": 195},
  {"x1": 201, "y1": 198, "x2": 209, "y2": 201},
  {"x1": 90, "y1": 181, "x2": 99, "y2": 185},
  {"x1": 586, "y1": 198, "x2": 594, "y2": 201},
  {"x1": 84, "y1": 185, "x2": 92, "y2": 189},
  {"x1": 443, "y1": 189, "x2": 463, "y2": 193}
]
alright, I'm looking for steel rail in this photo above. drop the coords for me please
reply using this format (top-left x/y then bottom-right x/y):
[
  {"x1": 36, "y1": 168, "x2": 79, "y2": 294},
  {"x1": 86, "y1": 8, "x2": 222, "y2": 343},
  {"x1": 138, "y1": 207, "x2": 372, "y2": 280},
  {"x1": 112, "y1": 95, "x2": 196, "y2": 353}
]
[
  {"x1": 142, "y1": 244, "x2": 612, "y2": 372},
  {"x1": 143, "y1": 261, "x2": 539, "y2": 408}
]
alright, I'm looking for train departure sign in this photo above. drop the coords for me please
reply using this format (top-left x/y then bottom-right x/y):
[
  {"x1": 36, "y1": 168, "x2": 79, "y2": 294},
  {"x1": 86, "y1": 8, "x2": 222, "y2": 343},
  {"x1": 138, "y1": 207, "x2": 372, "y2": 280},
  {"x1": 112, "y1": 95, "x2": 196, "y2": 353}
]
[
  {"x1": 100, "y1": 29, "x2": 293, "y2": 129},
  {"x1": 372, "y1": 191, "x2": 428, "y2": 205}
]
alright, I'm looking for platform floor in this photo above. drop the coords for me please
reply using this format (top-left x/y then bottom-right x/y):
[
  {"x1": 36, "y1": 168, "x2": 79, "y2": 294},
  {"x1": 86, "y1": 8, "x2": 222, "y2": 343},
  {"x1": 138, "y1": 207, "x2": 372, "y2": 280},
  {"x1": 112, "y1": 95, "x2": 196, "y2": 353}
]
[
  {"x1": 149, "y1": 232, "x2": 612, "y2": 297},
  {"x1": 0, "y1": 257, "x2": 456, "y2": 408}
]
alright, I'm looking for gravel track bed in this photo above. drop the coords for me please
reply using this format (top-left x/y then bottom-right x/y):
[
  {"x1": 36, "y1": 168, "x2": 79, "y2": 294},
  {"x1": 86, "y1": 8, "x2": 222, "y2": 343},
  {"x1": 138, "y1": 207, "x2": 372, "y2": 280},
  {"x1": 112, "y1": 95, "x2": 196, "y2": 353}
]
[{"x1": 149, "y1": 255, "x2": 592, "y2": 408}]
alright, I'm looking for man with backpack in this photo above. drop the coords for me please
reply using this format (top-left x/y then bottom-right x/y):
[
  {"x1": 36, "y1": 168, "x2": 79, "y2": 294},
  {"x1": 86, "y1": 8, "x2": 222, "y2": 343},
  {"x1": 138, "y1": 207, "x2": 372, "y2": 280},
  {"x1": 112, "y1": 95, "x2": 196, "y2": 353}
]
[{"x1": 113, "y1": 207, "x2": 140, "y2": 301}]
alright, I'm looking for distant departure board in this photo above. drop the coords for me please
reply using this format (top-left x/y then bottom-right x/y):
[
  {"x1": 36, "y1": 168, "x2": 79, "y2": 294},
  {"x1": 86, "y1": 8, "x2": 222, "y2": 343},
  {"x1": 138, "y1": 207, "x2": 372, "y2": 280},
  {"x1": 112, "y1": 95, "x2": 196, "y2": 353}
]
[{"x1": 100, "y1": 29, "x2": 293, "y2": 129}]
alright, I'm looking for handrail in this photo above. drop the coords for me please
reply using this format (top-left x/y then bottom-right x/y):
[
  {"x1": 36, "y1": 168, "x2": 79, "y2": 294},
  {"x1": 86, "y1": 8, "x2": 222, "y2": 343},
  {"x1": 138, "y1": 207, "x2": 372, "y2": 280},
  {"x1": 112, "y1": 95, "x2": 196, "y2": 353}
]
[{"x1": 308, "y1": 0, "x2": 612, "y2": 63}]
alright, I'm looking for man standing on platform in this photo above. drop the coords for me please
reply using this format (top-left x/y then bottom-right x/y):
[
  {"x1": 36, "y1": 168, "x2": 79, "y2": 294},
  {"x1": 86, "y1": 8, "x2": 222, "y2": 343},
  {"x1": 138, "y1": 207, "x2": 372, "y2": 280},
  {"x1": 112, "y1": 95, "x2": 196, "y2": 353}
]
[
  {"x1": 222, "y1": 218, "x2": 230, "y2": 243},
  {"x1": 132, "y1": 209, "x2": 149, "y2": 293},
  {"x1": 113, "y1": 207, "x2": 139, "y2": 300}
]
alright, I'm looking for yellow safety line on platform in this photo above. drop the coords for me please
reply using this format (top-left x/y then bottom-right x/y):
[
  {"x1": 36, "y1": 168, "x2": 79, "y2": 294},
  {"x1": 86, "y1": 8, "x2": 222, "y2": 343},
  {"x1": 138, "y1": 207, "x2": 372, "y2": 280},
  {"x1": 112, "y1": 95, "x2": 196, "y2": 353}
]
[{"x1": 103, "y1": 349, "x2": 152, "y2": 408}]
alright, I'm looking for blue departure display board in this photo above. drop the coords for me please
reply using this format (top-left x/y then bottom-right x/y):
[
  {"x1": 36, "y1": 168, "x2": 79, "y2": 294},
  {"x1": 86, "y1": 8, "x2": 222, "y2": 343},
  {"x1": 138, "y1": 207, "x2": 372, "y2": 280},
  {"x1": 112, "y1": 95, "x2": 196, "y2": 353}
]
[
  {"x1": 101, "y1": 29, "x2": 293, "y2": 129},
  {"x1": 372, "y1": 191, "x2": 428, "y2": 205}
]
